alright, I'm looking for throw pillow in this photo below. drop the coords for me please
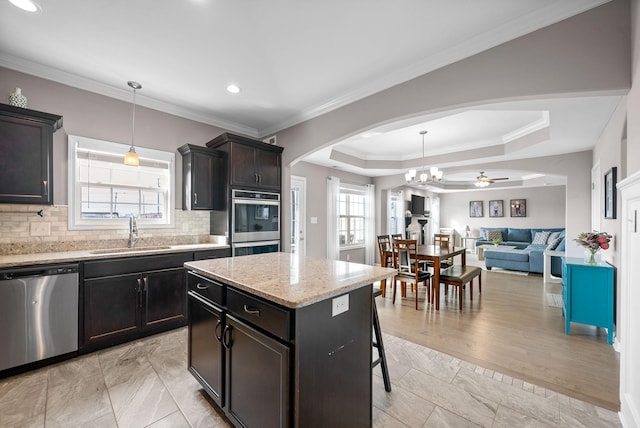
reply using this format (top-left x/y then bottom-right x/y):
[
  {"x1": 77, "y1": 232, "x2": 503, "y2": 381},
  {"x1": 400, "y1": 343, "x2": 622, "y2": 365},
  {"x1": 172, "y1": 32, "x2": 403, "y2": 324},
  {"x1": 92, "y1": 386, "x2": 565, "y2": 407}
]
[
  {"x1": 486, "y1": 230, "x2": 503, "y2": 241},
  {"x1": 556, "y1": 238, "x2": 566, "y2": 251},
  {"x1": 547, "y1": 231, "x2": 561, "y2": 244},
  {"x1": 547, "y1": 235, "x2": 563, "y2": 250},
  {"x1": 532, "y1": 231, "x2": 551, "y2": 244}
]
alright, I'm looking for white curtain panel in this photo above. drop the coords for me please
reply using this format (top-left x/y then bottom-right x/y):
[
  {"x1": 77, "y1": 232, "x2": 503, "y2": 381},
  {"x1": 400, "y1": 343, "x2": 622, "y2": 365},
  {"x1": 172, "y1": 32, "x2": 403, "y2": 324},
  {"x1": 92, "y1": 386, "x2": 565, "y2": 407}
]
[
  {"x1": 365, "y1": 184, "x2": 375, "y2": 265},
  {"x1": 326, "y1": 176, "x2": 340, "y2": 260}
]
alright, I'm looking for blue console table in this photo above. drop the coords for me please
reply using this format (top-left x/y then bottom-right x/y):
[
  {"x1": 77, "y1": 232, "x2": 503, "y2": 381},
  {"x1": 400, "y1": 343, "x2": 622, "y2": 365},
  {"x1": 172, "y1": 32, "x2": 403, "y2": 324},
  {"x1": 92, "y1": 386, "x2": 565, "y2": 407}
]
[{"x1": 562, "y1": 257, "x2": 615, "y2": 344}]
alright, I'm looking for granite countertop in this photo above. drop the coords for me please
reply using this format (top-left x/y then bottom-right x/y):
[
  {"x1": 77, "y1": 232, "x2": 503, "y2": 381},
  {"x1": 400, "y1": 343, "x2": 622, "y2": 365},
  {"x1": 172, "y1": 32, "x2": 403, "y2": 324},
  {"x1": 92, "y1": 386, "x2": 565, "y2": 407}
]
[
  {"x1": 0, "y1": 243, "x2": 230, "y2": 269},
  {"x1": 185, "y1": 252, "x2": 396, "y2": 309}
]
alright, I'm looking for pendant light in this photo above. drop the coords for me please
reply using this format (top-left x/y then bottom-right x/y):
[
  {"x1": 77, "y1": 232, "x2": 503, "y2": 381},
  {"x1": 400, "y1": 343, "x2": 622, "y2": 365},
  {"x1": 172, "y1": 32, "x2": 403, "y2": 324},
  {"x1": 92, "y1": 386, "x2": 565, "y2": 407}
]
[{"x1": 124, "y1": 81, "x2": 142, "y2": 166}]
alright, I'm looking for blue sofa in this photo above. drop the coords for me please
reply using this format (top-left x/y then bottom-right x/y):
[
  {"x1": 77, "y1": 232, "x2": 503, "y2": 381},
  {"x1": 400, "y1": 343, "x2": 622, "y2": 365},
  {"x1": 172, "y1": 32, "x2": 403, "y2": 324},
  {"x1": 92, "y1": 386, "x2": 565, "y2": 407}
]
[{"x1": 480, "y1": 228, "x2": 565, "y2": 276}]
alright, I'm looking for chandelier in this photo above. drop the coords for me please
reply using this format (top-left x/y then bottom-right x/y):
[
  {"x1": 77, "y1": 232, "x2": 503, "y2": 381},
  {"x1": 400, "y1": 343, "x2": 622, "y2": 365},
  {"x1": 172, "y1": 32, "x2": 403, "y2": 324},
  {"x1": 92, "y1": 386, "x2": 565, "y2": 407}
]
[{"x1": 405, "y1": 131, "x2": 444, "y2": 184}]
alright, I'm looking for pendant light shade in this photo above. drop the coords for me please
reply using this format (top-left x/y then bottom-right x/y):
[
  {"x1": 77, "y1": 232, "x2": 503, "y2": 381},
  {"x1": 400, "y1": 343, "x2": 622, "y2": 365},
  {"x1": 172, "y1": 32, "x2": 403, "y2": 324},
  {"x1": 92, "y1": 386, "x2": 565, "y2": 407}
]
[{"x1": 124, "y1": 81, "x2": 142, "y2": 166}]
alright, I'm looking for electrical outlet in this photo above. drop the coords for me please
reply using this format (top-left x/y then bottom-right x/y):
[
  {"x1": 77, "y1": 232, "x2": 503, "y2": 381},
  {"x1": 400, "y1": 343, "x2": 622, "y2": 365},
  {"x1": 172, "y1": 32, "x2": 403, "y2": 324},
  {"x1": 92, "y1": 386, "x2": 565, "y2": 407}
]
[
  {"x1": 30, "y1": 222, "x2": 51, "y2": 237},
  {"x1": 332, "y1": 294, "x2": 349, "y2": 317}
]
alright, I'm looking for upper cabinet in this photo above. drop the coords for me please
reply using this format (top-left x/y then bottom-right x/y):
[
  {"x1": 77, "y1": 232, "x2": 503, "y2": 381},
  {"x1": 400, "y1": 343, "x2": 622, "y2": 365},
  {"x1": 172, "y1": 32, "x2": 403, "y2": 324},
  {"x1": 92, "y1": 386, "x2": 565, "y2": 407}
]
[
  {"x1": 206, "y1": 133, "x2": 283, "y2": 191},
  {"x1": 0, "y1": 103, "x2": 62, "y2": 205},
  {"x1": 178, "y1": 144, "x2": 225, "y2": 210}
]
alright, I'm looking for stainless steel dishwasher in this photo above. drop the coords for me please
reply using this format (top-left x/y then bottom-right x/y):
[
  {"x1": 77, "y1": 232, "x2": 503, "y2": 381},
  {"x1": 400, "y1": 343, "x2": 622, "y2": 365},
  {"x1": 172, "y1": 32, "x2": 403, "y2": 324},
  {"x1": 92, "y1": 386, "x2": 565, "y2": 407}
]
[{"x1": 0, "y1": 263, "x2": 79, "y2": 371}]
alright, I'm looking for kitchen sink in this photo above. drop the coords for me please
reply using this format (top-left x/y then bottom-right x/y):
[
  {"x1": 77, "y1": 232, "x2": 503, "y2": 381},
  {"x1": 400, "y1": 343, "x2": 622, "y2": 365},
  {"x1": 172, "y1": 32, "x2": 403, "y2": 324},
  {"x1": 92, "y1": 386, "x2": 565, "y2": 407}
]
[{"x1": 89, "y1": 246, "x2": 172, "y2": 255}]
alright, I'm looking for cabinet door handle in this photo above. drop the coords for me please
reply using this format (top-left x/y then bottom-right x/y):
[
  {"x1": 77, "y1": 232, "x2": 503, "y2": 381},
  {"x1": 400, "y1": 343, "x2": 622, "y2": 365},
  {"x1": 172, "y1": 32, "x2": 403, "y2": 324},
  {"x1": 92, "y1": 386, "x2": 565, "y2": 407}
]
[
  {"x1": 194, "y1": 192, "x2": 198, "y2": 205},
  {"x1": 215, "y1": 320, "x2": 222, "y2": 341},
  {"x1": 255, "y1": 173, "x2": 259, "y2": 183},
  {"x1": 196, "y1": 283, "x2": 209, "y2": 290},
  {"x1": 222, "y1": 324, "x2": 232, "y2": 349},
  {"x1": 42, "y1": 180, "x2": 48, "y2": 196},
  {"x1": 136, "y1": 278, "x2": 142, "y2": 308},
  {"x1": 143, "y1": 276, "x2": 148, "y2": 293},
  {"x1": 243, "y1": 305, "x2": 260, "y2": 316}
]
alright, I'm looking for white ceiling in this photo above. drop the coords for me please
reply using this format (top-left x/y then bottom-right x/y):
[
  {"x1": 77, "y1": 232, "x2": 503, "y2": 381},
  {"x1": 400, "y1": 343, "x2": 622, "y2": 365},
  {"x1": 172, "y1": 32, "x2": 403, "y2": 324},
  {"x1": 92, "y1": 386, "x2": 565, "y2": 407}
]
[{"x1": 0, "y1": 0, "x2": 619, "y2": 190}]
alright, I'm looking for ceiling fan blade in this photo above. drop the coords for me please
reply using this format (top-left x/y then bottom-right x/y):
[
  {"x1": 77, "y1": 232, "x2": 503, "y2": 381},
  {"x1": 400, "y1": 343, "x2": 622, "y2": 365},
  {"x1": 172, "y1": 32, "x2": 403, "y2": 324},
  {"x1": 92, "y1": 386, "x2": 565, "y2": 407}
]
[{"x1": 490, "y1": 177, "x2": 509, "y2": 181}]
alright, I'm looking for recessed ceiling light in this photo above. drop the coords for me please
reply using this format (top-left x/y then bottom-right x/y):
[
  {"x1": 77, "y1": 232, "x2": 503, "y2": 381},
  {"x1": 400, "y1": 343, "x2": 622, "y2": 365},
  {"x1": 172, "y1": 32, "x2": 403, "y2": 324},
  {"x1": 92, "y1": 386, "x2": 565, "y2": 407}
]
[
  {"x1": 226, "y1": 84, "x2": 240, "y2": 94},
  {"x1": 8, "y1": 0, "x2": 39, "y2": 12}
]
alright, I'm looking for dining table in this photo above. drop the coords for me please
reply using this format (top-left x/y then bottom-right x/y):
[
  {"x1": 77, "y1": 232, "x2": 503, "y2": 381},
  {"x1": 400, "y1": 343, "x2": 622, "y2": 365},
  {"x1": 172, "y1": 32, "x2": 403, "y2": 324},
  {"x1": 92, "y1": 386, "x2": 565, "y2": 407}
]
[{"x1": 380, "y1": 245, "x2": 467, "y2": 310}]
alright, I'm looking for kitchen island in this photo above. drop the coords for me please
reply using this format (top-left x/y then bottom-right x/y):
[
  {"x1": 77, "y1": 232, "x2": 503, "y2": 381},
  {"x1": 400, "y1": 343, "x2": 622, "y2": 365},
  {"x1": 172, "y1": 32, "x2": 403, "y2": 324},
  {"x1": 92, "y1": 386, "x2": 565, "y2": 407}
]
[{"x1": 184, "y1": 252, "x2": 396, "y2": 428}]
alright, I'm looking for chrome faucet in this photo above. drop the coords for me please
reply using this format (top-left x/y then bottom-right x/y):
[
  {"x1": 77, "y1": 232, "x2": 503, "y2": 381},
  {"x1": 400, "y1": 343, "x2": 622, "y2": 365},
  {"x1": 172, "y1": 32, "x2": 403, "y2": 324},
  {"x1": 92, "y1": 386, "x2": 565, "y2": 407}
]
[{"x1": 128, "y1": 217, "x2": 139, "y2": 248}]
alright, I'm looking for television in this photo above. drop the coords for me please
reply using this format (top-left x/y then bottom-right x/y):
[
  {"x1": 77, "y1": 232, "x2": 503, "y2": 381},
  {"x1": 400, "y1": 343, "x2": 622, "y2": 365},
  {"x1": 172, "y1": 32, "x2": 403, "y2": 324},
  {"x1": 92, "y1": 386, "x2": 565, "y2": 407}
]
[{"x1": 410, "y1": 194, "x2": 425, "y2": 216}]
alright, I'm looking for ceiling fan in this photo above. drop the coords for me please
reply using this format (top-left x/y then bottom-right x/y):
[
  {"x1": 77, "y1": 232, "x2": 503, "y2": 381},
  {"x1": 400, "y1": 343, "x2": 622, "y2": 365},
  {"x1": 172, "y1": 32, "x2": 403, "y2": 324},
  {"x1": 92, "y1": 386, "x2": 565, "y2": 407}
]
[{"x1": 475, "y1": 171, "x2": 508, "y2": 187}]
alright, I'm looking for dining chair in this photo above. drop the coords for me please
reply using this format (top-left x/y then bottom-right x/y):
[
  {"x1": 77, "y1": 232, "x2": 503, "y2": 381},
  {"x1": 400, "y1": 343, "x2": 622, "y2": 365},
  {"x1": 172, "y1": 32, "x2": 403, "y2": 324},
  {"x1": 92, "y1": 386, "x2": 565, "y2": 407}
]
[
  {"x1": 434, "y1": 233, "x2": 452, "y2": 250},
  {"x1": 392, "y1": 239, "x2": 432, "y2": 310},
  {"x1": 377, "y1": 234, "x2": 393, "y2": 267}
]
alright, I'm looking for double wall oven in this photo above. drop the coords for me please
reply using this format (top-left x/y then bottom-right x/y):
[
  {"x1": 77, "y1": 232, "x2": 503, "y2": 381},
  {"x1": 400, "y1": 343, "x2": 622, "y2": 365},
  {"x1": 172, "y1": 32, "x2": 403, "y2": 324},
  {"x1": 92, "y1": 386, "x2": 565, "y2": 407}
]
[{"x1": 231, "y1": 189, "x2": 280, "y2": 256}]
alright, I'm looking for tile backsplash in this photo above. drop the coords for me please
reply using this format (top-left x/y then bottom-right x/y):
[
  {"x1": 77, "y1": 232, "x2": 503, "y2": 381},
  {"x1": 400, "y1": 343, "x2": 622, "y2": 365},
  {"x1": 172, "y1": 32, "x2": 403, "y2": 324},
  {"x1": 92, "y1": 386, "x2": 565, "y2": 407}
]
[{"x1": 0, "y1": 204, "x2": 214, "y2": 255}]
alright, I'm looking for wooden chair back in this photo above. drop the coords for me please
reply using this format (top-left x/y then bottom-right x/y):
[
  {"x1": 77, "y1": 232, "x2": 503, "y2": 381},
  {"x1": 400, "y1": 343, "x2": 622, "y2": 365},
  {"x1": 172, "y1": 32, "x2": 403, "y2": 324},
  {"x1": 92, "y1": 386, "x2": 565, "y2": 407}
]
[
  {"x1": 434, "y1": 233, "x2": 452, "y2": 250},
  {"x1": 377, "y1": 235, "x2": 393, "y2": 266},
  {"x1": 390, "y1": 233, "x2": 403, "y2": 242},
  {"x1": 393, "y1": 239, "x2": 419, "y2": 275}
]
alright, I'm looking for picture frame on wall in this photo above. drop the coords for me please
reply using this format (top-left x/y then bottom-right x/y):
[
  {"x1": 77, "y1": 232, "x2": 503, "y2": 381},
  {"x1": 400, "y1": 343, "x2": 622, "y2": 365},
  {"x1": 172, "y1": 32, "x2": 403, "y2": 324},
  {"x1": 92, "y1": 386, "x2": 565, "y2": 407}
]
[
  {"x1": 469, "y1": 200, "x2": 483, "y2": 217},
  {"x1": 604, "y1": 167, "x2": 617, "y2": 219},
  {"x1": 510, "y1": 199, "x2": 526, "y2": 217},
  {"x1": 489, "y1": 200, "x2": 504, "y2": 217}
]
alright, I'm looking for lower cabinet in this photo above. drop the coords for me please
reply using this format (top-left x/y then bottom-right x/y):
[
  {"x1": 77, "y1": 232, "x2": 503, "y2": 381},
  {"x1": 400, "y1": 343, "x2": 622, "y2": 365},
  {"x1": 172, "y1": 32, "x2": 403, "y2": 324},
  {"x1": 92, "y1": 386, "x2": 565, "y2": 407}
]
[
  {"x1": 187, "y1": 272, "x2": 290, "y2": 428},
  {"x1": 81, "y1": 252, "x2": 194, "y2": 351},
  {"x1": 225, "y1": 314, "x2": 290, "y2": 428},
  {"x1": 187, "y1": 271, "x2": 372, "y2": 428}
]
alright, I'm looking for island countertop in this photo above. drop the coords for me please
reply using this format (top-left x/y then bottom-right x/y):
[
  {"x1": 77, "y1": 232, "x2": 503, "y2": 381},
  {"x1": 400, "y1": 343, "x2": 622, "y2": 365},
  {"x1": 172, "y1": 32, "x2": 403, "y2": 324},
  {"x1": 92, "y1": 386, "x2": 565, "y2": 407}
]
[{"x1": 184, "y1": 252, "x2": 396, "y2": 308}]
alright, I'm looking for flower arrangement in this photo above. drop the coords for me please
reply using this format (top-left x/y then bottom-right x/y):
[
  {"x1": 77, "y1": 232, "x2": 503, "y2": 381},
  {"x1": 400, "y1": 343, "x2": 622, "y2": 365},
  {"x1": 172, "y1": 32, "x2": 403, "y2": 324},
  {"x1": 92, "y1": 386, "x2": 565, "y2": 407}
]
[
  {"x1": 492, "y1": 238, "x2": 502, "y2": 246},
  {"x1": 405, "y1": 210, "x2": 412, "y2": 218},
  {"x1": 574, "y1": 231, "x2": 612, "y2": 263}
]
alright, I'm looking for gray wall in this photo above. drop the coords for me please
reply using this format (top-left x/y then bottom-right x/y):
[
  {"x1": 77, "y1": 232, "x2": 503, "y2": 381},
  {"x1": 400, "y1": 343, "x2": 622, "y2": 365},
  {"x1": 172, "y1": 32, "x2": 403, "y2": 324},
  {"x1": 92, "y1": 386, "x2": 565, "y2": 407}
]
[
  {"x1": 276, "y1": 0, "x2": 630, "y2": 257},
  {"x1": 439, "y1": 186, "x2": 566, "y2": 245},
  {"x1": 0, "y1": 67, "x2": 228, "y2": 209},
  {"x1": 290, "y1": 161, "x2": 372, "y2": 262}
]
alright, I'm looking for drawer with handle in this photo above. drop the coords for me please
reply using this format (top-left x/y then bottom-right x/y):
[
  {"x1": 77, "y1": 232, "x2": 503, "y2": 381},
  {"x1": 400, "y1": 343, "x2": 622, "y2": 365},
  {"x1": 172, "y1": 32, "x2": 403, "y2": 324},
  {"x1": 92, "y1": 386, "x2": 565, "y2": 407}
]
[
  {"x1": 187, "y1": 272, "x2": 225, "y2": 306},
  {"x1": 227, "y1": 287, "x2": 291, "y2": 341}
]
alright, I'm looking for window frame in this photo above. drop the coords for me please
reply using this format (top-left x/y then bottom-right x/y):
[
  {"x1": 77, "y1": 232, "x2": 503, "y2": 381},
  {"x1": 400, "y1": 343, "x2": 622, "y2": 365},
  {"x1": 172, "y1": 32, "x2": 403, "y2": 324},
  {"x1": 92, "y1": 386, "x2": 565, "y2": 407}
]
[
  {"x1": 67, "y1": 134, "x2": 175, "y2": 230},
  {"x1": 338, "y1": 184, "x2": 366, "y2": 250}
]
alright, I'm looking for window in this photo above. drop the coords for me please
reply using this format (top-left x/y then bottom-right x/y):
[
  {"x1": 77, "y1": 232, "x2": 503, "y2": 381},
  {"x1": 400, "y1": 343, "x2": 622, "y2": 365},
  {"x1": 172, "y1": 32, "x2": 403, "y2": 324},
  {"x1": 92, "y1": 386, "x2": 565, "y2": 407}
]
[
  {"x1": 388, "y1": 191, "x2": 404, "y2": 235},
  {"x1": 68, "y1": 135, "x2": 175, "y2": 229},
  {"x1": 338, "y1": 186, "x2": 366, "y2": 247}
]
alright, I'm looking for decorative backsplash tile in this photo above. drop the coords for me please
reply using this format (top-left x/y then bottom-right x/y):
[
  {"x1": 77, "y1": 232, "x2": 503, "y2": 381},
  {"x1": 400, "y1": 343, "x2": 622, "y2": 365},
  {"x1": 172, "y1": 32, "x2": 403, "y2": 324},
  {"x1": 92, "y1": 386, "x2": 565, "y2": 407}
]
[{"x1": 0, "y1": 204, "x2": 214, "y2": 255}]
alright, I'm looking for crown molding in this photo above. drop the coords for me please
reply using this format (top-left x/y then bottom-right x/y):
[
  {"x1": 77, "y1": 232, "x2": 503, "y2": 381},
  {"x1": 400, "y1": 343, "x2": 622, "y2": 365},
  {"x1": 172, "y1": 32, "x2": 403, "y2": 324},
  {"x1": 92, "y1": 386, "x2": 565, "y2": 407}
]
[{"x1": 0, "y1": 54, "x2": 260, "y2": 138}]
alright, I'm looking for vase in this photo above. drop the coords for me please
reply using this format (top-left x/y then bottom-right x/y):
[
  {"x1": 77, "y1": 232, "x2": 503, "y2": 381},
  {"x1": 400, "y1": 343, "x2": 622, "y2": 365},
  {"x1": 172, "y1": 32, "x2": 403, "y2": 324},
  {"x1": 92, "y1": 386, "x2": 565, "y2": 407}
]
[
  {"x1": 585, "y1": 248, "x2": 599, "y2": 264},
  {"x1": 8, "y1": 87, "x2": 27, "y2": 108}
]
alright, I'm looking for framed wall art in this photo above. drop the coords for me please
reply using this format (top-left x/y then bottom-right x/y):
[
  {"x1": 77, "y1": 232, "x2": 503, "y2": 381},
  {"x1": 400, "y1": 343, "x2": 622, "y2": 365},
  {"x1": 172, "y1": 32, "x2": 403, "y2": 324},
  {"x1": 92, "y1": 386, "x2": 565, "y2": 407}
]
[
  {"x1": 469, "y1": 200, "x2": 483, "y2": 217},
  {"x1": 489, "y1": 200, "x2": 504, "y2": 217},
  {"x1": 604, "y1": 167, "x2": 617, "y2": 219},
  {"x1": 510, "y1": 199, "x2": 526, "y2": 217}
]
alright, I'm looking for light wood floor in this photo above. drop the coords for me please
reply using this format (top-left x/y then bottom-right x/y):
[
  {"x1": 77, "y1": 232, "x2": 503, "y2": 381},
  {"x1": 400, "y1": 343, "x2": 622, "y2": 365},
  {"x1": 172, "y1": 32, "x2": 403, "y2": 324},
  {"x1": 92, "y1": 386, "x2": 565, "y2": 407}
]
[{"x1": 375, "y1": 265, "x2": 620, "y2": 412}]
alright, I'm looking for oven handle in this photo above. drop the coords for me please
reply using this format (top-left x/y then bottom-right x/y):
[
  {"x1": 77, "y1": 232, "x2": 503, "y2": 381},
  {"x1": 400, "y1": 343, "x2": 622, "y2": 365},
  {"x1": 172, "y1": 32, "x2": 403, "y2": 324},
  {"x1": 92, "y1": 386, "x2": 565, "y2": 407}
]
[
  {"x1": 232, "y1": 240, "x2": 281, "y2": 249},
  {"x1": 232, "y1": 199, "x2": 280, "y2": 206}
]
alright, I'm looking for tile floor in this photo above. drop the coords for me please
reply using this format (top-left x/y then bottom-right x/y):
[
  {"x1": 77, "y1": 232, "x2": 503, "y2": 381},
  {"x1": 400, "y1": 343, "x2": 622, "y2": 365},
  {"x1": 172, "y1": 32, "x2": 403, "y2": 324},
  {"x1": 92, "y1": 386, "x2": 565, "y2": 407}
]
[{"x1": 0, "y1": 327, "x2": 621, "y2": 428}]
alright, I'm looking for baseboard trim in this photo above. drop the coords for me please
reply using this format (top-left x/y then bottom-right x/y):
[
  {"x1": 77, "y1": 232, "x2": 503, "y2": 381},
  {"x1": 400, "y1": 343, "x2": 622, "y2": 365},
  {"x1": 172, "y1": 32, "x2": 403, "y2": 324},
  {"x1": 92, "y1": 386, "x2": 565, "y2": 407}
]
[{"x1": 620, "y1": 392, "x2": 640, "y2": 428}]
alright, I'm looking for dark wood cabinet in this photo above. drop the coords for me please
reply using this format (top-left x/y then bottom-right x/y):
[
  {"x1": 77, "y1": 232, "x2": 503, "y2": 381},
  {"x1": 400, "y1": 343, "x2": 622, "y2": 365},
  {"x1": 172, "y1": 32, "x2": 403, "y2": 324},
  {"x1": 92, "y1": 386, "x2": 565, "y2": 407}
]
[
  {"x1": 83, "y1": 273, "x2": 140, "y2": 344},
  {"x1": 226, "y1": 314, "x2": 290, "y2": 428},
  {"x1": 187, "y1": 272, "x2": 290, "y2": 428},
  {"x1": 142, "y1": 267, "x2": 187, "y2": 329},
  {"x1": 187, "y1": 272, "x2": 372, "y2": 427},
  {"x1": 178, "y1": 144, "x2": 225, "y2": 210},
  {"x1": 206, "y1": 132, "x2": 283, "y2": 191},
  {"x1": 0, "y1": 103, "x2": 62, "y2": 205},
  {"x1": 188, "y1": 291, "x2": 224, "y2": 406},
  {"x1": 81, "y1": 252, "x2": 193, "y2": 351}
]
